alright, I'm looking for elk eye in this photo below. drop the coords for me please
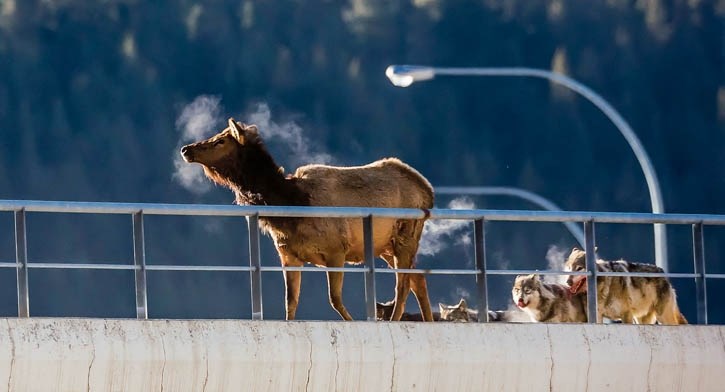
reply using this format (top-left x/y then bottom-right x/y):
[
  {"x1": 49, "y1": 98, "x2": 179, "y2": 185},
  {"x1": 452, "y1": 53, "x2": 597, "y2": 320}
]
[{"x1": 214, "y1": 139, "x2": 226, "y2": 146}]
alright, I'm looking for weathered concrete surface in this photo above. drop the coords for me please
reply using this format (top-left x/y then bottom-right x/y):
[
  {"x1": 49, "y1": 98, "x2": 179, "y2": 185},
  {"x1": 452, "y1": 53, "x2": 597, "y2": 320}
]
[{"x1": 0, "y1": 318, "x2": 722, "y2": 391}]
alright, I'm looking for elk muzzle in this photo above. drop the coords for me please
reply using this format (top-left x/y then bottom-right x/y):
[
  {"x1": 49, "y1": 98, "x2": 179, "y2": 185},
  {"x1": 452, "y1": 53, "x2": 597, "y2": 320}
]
[{"x1": 180, "y1": 145, "x2": 195, "y2": 163}]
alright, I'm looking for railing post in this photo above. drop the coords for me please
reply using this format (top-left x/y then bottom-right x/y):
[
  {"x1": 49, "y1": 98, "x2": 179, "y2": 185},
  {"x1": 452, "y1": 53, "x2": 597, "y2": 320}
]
[
  {"x1": 474, "y1": 218, "x2": 488, "y2": 322},
  {"x1": 363, "y1": 215, "x2": 377, "y2": 321},
  {"x1": 584, "y1": 220, "x2": 598, "y2": 323},
  {"x1": 132, "y1": 212, "x2": 148, "y2": 319},
  {"x1": 14, "y1": 209, "x2": 29, "y2": 318},
  {"x1": 692, "y1": 223, "x2": 707, "y2": 325},
  {"x1": 248, "y1": 214, "x2": 263, "y2": 320}
]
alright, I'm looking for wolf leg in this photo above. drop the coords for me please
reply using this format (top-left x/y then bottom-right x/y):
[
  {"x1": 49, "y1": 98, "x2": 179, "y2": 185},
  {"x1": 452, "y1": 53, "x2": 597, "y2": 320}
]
[
  {"x1": 621, "y1": 311, "x2": 636, "y2": 324},
  {"x1": 639, "y1": 311, "x2": 657, "y2": 324}
]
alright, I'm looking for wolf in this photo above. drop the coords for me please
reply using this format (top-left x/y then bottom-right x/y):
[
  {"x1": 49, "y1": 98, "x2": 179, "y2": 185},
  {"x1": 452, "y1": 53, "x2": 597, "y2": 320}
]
[
  {"x1": 564, "y1": 247, "x2": 687, "y2": 324},
  {"x1": 437, "y1": 299, "x2": 522, "y2": 322},
  {"x1": 511, "y1": 274, "x2": 588, "y2": 323},
  {"x1": 376, "y1": 300, "x2": 441, "y2": 321},
  {"x1": 438, "y1": 299, "x2": 478, "y2": 322}
]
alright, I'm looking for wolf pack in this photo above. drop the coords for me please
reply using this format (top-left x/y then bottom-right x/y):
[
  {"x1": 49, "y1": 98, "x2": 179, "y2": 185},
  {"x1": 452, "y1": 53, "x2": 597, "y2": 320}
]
[{"x1": 378, "y1": 247, "x2": 688, "y2": 325}]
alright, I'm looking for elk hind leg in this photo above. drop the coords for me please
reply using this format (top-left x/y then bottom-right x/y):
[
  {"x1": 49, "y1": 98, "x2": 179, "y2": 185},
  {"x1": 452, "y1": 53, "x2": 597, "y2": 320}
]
[
  {"x1": 396, "y1": 219, "x2": 433, "y2": 321},
  {"x1": 409, "y1": 274, "x2": 433, "y2": 321},
  {"x1": 390, "y1": 270, "x2": 411, "y2": 321}
]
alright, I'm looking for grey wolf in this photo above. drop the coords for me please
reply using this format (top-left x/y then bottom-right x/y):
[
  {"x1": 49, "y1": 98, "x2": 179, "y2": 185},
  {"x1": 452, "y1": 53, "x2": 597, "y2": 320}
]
[
  {"x1": 512, "y1": 274, "x2": 588, "y2": 323},
  {"x1": 564, "y1": 247, "x2": 687, "y2": 324}
]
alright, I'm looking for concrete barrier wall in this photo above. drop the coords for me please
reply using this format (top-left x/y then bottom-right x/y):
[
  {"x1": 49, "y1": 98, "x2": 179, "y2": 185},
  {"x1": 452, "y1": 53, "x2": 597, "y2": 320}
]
[{"x1": 0, "y1": 318, "x2": 723, "y2": 391}]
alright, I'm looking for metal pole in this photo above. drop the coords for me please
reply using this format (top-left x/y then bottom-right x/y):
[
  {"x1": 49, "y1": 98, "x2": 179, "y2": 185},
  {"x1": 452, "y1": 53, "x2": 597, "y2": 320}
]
[
  {"x1": 363, "y1": 215, "x2": 377, "y2": 321},
  {"x1": 584, "y1": 220, "x2": 598, "y2": 323},
  {"x1": 436, "y1": 186, "x2": 585, "y2": 248},
  {"x1": 389, "y1": 65, "x2": 668, "y2": 271},
  {"x1": 132, "y1": 212, "x2": 148, "y2": 319},
  {"x1": 248, "y1": 214, "x2": 263, "y2": 320},
  {"x1": 474, "y1": 219, "x2": 488, "y2": 322},
  {"x1": 14, "y1": 209, "x2": 29, "y2": 317},
  {"x1": 692, "y1": 223, "x2": 707, "y2": 324}
]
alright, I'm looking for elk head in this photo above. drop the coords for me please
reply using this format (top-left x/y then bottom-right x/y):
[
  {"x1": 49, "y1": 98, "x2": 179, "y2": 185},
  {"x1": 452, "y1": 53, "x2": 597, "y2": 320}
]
[{"x1": 180, "y1": 118, "x2": 260, "y2": 188}]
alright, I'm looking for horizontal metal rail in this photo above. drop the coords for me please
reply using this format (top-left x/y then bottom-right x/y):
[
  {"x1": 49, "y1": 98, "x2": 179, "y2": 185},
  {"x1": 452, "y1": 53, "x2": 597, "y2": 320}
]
[
  {"x1": 2, "y1": 262, "x2": 719, "y2": 280},
  {"x1": 1, "y1": 199, "x2": 723, "y2": 324},
  {"x1": 147, "y1": 265, "x2": 253, "y2": 272},
  {"x1": 596, "y1": 271, "x2": 699, "y2": 278},
  {"x1": 1, "y1": 200, "x2": 725, "y2": 225},
  {"x1": 28, "y1": 263, "x2": 137, "y2": 270},
  {"x1": 487, "y1": 269, "x2": 588, "y2": 276}
]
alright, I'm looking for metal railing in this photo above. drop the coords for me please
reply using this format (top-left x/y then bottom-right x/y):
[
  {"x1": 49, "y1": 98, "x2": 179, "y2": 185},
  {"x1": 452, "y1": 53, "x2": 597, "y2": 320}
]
[{"x1": 1, "y1": 200, "x2": 724, "y2": 324}]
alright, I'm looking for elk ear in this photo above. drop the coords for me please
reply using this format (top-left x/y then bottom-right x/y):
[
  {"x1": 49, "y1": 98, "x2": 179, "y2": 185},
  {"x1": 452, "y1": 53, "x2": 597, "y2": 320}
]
[
  {"x1": 228, "y1": 118, "x2": 245, "y2": 144},
  {"x1": 244, "y1": 123, "x2": 259, "y2": 134}
]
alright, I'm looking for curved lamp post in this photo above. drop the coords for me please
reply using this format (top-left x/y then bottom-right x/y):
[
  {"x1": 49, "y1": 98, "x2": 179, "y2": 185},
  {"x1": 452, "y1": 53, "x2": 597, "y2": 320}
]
[
  {"x1": 435, "y1": 186, "x2": 586, "y2": 248},
  {"x1": 389, "y1": 65, "x2": 668, "y2": 271}
]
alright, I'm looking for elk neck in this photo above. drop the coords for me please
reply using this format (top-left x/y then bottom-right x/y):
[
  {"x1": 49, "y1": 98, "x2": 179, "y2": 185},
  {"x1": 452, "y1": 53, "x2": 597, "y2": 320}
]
[{"x1": 226, "y1": 146, "x2": 310, "y2": 207}]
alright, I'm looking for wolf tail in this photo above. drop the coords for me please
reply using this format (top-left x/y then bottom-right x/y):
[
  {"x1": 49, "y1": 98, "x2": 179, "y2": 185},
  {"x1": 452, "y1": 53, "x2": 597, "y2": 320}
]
[
  {"x1": 676, "y1": 310, "x2": 688, "y2": 325},
  {"x1": 659, "y1": 289, "x2": 688, "y2": 325}
]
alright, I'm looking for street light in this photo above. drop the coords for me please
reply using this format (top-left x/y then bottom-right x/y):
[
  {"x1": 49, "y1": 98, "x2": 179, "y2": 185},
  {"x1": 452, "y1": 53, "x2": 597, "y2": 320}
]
[
  {"x1": 435, "y1": 186, "x2": 586, "y2": 248},
  {"x1": 389, "y1": 65, "x2": 668, "y2": 271}
]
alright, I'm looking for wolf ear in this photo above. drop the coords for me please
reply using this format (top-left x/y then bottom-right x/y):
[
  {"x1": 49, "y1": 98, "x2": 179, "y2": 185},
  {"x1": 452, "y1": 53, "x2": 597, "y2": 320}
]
[
  {"x1": 438, "y1": 303, "x2": 446, "y2": 312},
  {"x1": 228, "y1": 118, "x2": 245, "y2": 144},
  {"x1": 457, "y1": 298, "x2": 468, "y2": 309},
  {"x1": 527, "y1": 273, "x2": 539, "y2": 281}
]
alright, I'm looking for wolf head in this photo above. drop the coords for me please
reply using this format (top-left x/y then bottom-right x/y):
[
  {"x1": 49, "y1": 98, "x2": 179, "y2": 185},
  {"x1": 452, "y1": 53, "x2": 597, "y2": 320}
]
[
  {"x1": 375, "y1": 300, "x2": 395, "y2": 320},
  {"x1": 439, "y1": 298, "x2": 471, "y2": 322},
  {"x1": 564, "y1": 247, "x2": 589, "y2": 294},
  {"x1": 512, "y1": 274, "x2": 544, "y2": 309}
]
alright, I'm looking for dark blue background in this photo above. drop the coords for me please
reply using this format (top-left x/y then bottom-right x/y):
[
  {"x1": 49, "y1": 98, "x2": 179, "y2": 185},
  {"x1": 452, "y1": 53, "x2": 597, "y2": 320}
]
[{"x1": 0, "y1": 1, "x2": 722, "y2": 323}]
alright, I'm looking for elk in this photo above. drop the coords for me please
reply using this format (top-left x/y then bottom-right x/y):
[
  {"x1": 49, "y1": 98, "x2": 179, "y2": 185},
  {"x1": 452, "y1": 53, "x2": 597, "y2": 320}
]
[{"x1": 180, "y1": 118, "x2": 435, "y2": 321}]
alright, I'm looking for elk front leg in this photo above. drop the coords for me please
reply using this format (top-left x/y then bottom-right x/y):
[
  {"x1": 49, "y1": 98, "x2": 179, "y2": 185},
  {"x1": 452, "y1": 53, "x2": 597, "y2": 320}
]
[
  {"x1": 326, "y1": 254, "x2": 353, "y2": 320},
  {"x1": 278, "y1": 247, "x2": 303, "y2": 320},
  {"x1": 283, "y1": 269, "x2": 301, "y2": 320}
]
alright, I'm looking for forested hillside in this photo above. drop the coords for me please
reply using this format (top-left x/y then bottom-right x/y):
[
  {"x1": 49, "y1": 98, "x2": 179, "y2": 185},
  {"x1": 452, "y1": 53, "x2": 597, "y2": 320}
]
[{"x1": 0, "y1": 0, "x2": 722, "y2": 321}]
